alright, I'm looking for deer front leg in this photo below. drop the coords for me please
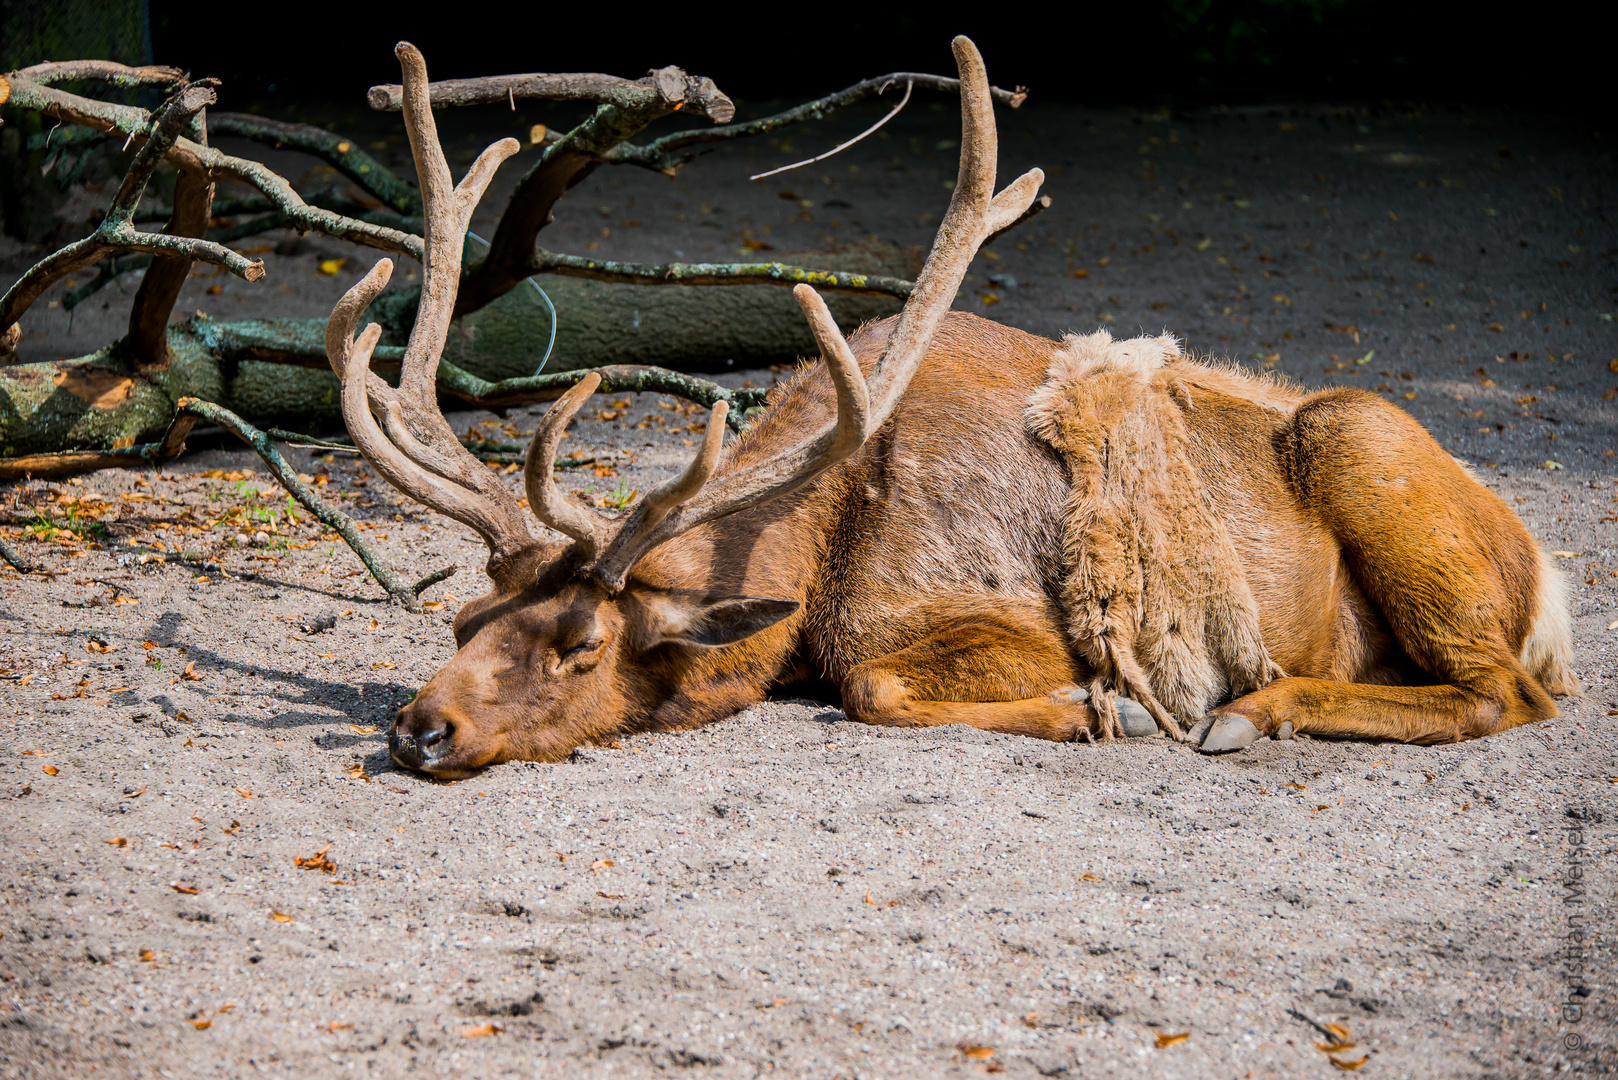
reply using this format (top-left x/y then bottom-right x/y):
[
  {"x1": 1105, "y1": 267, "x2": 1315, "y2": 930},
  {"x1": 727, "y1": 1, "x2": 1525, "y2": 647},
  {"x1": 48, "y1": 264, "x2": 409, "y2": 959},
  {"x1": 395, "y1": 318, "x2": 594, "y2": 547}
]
[{"x1": 838, "y1": 612, "x2": 1153, "y2": 742}]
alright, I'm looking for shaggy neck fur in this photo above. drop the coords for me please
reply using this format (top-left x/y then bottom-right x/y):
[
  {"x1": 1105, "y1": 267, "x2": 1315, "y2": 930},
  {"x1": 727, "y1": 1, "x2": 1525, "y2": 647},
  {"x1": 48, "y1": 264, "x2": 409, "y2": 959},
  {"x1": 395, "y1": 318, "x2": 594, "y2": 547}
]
[{"x1": 1026, "y1": 329, "x2": 1284, "y2": 735}]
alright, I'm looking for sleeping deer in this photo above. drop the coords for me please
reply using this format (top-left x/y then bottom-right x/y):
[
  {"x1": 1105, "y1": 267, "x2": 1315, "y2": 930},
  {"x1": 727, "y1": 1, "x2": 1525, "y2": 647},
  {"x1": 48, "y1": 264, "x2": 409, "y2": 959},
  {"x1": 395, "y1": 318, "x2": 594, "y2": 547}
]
[{"x1": 329, "y1": 39, "x2": 1578, "y2": 779}]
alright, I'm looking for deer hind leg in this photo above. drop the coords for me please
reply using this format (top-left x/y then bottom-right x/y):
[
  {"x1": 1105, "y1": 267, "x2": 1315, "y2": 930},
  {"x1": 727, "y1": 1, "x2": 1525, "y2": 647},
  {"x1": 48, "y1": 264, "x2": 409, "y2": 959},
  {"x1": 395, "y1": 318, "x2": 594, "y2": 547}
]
[
  {"x1": 839, "y1": 609, "x2": 1149, "y2": 742},
  {"x1": 1198, "y1": 389, "x2": 1562, "y2": 752}
]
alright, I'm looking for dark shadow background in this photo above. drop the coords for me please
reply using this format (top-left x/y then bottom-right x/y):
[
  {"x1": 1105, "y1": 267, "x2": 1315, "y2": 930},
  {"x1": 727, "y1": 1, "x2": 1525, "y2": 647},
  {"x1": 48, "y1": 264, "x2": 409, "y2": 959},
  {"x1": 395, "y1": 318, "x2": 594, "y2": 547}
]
[{"x1": 135, "y1": 4, "x2": 1602, "y2": 113}]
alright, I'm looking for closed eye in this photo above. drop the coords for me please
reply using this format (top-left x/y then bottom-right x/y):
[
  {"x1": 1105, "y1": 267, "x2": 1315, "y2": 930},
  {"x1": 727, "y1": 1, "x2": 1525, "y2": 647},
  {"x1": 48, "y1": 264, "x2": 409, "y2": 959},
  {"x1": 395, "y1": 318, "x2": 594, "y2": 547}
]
[{"x1": 560, "y1": 639, "x2": 601, "y2": 661}]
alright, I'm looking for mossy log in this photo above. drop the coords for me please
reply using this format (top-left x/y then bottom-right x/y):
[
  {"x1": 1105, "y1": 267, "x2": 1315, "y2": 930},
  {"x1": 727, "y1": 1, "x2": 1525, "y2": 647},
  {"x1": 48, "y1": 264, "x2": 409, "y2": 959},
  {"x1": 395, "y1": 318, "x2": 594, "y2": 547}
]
[{"x1": 0, "y1": 242, "x2": 912, "y2": 469}]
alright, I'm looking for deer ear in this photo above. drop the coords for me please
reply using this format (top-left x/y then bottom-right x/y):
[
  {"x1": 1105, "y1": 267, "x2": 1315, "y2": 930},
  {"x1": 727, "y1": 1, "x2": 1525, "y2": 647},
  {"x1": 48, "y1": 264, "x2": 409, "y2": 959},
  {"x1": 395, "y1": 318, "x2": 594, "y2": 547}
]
[{"x1": 637, "y1": 593, "x2": 800, "y2": 649}]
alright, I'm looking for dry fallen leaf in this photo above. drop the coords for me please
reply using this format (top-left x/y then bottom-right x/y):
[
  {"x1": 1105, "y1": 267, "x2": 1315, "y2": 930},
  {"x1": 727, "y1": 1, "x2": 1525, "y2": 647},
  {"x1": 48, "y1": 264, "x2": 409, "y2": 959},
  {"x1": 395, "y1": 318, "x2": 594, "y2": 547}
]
[
  {"x1": 462, "y1": 1023, "x2": 503, "y2": 1037},
  {"x1": 317, "y1": 258, "x2": 349, "y2": 276},
  {"x1": 1080, "y1": 873, "x2": 1099, "y2": 881},
  {"x1": 347, "y1": 763, "x2": 371, "y2": 783},
  {"x1": 1324, "y1": 1022, "x2": 1352, "y2": 1043},
  {"x1": 182, "y1": 662, "x2": 203, "y2": 681},
  {"x1": 324, "y1": 1021, "x2": 354, "y2": 1032},
  {"x1": 294, "y1": 844, "x2": 337, "y2": 873},
  {"x1": 42, "y1": 765, "x2": 58, "y2": 775},
  {"x1": 139, "y1": 948, "x2": 155, "y2": 962},
  {"x1": 172, "y1": 883, "x2": 200, "y2": 895},
  {"x1": 590, "y1": 858, "x2": 615, "y2": 870},
  {"x1": 270, "y1": 911, "x2": 294, "y2": 923},
  {"x1": 960, "y1": 1045, "x2": 995, "y2": 1060},
  {"x1": 86, "y1": 641, "x2": 112, "y2": 654},
  {"x1": 372, "y1": 661, "x2": 396, "y2": 669},
  {"x1": 236, "y1": 787, "x2": 253, "y2": 799},
  {"x1": 1155, "y1": 1032, "x2": 1191, "y2": 1048},
  {"x1": 188, "y1": 1018, "x2": 212, "y2": 1030},
  {"x1": 222, "y1": 820, "x2": 242, "y2": 835},
  {"x1": 597, "y1": 891, "x2": 626, "y2": 899},
  {"x1": 1330, "y1": 1054, "x2": 1371, "y2": 1071},
  {"x1": 105, "y1": 837, "x2": 127, "y2": 847},
  {"x1": 348, "y1": 725, "x2": 379, "y2": 735}
]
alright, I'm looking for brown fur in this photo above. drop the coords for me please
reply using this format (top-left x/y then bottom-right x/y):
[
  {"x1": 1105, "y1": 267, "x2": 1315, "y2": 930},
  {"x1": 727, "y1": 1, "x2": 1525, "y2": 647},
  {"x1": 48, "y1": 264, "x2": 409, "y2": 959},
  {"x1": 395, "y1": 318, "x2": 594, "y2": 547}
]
[{"x1": 390, "y1": 315, "x2": 1577, "y2": 776}]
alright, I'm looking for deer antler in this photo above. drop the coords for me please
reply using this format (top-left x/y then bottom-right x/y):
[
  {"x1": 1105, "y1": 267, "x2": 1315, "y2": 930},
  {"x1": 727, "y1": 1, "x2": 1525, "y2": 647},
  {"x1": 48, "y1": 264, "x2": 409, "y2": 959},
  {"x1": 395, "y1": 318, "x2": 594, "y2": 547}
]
[
  {"x1": 325, "y1": 43, "x2": 533, "y2": 567},
  {"x1": 525, "y1": 36, "x2": 1044, "y2": 590}
]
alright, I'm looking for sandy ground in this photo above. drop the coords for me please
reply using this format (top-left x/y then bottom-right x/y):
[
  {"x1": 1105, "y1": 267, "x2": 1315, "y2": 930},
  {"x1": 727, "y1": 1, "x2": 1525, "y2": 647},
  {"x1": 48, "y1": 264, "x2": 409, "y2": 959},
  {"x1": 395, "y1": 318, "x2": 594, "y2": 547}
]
[{"x1": 2, "y1": 88, "x2": 1617, "y2": 1078}]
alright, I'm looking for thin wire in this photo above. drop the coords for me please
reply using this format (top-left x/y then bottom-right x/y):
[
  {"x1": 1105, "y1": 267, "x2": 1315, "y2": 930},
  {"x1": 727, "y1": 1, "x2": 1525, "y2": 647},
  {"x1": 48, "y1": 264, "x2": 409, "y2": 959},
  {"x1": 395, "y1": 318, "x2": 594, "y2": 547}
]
[
  {"x1": 465, "y1": 231, "x2": 556, "y2": 375},
  {"x1": 749, "y1": 80, "x2": 913, "y2": 182}
]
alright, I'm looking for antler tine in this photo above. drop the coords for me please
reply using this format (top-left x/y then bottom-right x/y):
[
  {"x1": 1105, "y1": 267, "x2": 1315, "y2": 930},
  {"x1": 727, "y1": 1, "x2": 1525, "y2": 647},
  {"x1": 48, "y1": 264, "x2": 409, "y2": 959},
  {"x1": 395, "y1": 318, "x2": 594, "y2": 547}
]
[
  {"x1": 323, "y1": 43, "x2": 534, "y2": 567},
  {"x1": 524, "y1": 374, "x2": 611, "y2": 556},
  {"x1": 568, "y1": 36, "x2": 1038, "y2": 591}
]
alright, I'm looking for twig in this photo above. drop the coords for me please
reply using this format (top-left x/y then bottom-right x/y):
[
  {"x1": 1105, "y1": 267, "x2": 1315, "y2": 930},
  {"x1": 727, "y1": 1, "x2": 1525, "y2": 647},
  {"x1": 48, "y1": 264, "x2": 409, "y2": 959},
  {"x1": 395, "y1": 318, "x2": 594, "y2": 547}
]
[
  {"x1": 410, "y1": 564, "x2": 458, "y2": 595},
  {"x1": 529, "y1": 250, "x2": 913, "y2": 297},
  {"x1": 0, "y1": 534, "x2": 33, "y2": 573},
  {"x1": 208, "y1": 113, "x2": 422, "y2": 216},
  {"x1": 1285, "y1": 1009, "x2": 1337, "y2": 1041},
  {"x1": 367, "y1": 65, "x2": 735, "y2": 122},
  {"x1": 613, "y1": 71, "x2": 1027, "y2": 173},
  {"x1": 174, "y1": 398, "x2": 447, "y2": 612},
  {"x1": 750, "y1": 80, "x2": 912, "y2": 181}
]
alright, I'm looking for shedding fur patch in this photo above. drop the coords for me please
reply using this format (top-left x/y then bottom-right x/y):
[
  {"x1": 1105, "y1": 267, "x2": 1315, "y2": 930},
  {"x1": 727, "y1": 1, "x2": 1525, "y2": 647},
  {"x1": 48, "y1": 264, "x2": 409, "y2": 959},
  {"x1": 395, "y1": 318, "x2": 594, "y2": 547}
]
[{"x1": 1026, "y1": 329, "x2": 1283, "y2": 737}]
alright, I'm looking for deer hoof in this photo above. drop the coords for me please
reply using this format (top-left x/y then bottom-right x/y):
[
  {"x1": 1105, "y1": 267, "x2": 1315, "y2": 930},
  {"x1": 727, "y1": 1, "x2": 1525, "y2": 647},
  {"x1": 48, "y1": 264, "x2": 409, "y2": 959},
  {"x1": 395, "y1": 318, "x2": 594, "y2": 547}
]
[
  {"x1": 1197, "y1": 714, "x2": 1261, "y2": 754},
  {"x1": 1275, "y1": 720, "x2": 1296, "y2": 740},
  {"x1": 1116, "y1": 698, "x2": 1157, "y2": 738}
]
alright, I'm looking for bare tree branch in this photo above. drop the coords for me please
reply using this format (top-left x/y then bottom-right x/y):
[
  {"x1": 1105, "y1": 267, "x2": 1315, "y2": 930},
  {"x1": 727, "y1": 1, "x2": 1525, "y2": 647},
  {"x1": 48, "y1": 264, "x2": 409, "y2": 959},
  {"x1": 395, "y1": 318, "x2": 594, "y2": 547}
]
[
  {"x1": 528, "y1": 249, "x2": 914, "y2": 297},
  {"x1": 129, "y1": 109, "x2": 216, "y2": 368},
  {"x1": 0, "y1": 533, "x2": 32, "y2": 573},
  {"x1": 175, "y1": 397, "x2": 451, "y2": 611},
  {"x1": 2, "y1": 75, "x2": 424, "y2": 262},
  {"x1": 367, "y1": 65, "x2": 735, "y2": 123},
  {"x1": 611, "y1": 71, "x2": 1028, "y2": 172},
  {"x1": 0, "y1": 84, "x2": 268, "y2": 346},
  {"x1": 207, "y1": 112, "x2": 422, "y2": 215},
  {"x1": 13, "y1": 61, "x2": 185, "y2": 88}
]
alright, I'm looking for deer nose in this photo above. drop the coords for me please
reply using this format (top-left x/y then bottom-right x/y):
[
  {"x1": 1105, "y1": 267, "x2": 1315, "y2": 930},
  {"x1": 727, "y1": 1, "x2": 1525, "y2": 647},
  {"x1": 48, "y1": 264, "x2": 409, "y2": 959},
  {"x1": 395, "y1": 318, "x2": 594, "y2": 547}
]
[{"x1": 390, "y1": 707, "x2": 453, "y2": 770}]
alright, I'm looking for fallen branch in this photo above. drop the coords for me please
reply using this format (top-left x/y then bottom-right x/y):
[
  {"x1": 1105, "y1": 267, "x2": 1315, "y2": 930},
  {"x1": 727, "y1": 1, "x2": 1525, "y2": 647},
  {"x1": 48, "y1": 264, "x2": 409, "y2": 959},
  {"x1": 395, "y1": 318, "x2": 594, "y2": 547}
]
[
  {"x1": 528, "y1": 250, "x2": 913, "y2": 297},
  {"x1": 367, "y1": 65, "x2": 734, "y2": 122},
  {"x1": 175, "y1": 397, "x2": 452, "y2": 612},
  {"x1": 612, "y1": 71, "x2": 1027, "y2": 173},
  {"x1": 14, "y1": 61, "x2": 185, "y2": 89},
  {"x1": 0, "y1": 83, "x2": 264, "y2": 345},
  {"x1": 207, "y1": 113, "x2": 422, "y2": 216},
  {"x1": 0, "y1": 533, "x2": 34, "y2": 573},
  {"x1": 2, "y1": 74, "x2": 423, "y2": 263}
]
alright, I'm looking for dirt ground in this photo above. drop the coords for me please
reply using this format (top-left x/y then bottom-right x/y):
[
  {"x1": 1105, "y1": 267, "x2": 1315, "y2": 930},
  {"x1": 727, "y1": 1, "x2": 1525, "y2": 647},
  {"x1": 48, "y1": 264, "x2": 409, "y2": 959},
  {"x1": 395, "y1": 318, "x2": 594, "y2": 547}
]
[{"x1": 2, "y1": 85, "x2": 1616, "y2": 1079}]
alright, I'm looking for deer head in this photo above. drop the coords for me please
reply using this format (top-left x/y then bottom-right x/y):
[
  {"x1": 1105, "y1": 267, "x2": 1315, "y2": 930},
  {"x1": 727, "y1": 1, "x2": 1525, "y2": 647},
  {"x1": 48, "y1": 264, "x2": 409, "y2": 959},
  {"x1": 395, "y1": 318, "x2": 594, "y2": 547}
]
[{"x1": 328, "y1": 40, "x2": 1043, "y2": 777}]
